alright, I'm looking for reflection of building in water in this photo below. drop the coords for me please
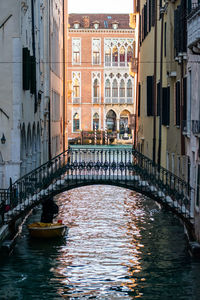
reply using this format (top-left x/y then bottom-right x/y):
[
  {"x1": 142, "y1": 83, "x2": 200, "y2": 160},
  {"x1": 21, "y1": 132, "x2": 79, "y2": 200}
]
[{"x1": 67, "y1": 13, "x2": 138, "y2": 144}]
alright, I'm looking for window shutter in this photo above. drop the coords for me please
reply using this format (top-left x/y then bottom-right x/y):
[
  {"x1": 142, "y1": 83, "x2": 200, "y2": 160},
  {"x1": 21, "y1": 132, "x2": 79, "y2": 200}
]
[
  {"x1": 138, "y1": 83, "x2": 141, "y2": 117},
  {"x1": 22, "y1": 48, "x2": 30, "y2": 90},
  {"x1": 162, "y1": 87, "x2": 170, "y2": 126},
  {"x1": 157, "y1": 82, "x2": 160, "y2": 116},
  {"x1": 149, "y1": 0, "x2": 152, "y2": 32},
  {"x1": 147, "y1": 76, "x2": 154, "y2": 116},
  {"x1": 30, "y1": 56, "x2": 36, "y2": 95},
  {"x1": 176, "y1": 81, "x2": 180, "y2": 126},
  {"x1": 144, "y1": 4, "x2": 147, "y2": 38},
  {"x1": 183, "y1": 77, "x2": 187, "y2": 121},
  {"x1": 151, "y1": 0, "x2": 155, "y2": 27}
]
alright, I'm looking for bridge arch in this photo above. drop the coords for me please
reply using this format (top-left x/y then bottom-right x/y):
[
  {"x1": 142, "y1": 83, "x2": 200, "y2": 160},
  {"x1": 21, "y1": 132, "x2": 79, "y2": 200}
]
[
  {"x1": 3, "y1": 147, "x2": 194, "y2": 239},
  {"x1": 26, "y1": 181, "x2": 193, "y2": 235}
]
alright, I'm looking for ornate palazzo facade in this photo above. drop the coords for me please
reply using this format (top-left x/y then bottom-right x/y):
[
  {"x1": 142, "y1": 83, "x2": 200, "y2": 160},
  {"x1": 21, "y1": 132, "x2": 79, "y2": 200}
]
[{"x1": 67, "y1": 14, "x2": 138, "y2": 143}]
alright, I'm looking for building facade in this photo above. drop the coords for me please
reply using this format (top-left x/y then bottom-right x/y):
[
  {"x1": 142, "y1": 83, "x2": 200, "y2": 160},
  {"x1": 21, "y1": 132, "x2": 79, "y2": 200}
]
[
  {"x1": 0, "y1": 0, "x2": 67, "y2": 188},
  {"x1": 185, "y1": 2, "x2": 200, "y2": 240},
  {"x1": 67, "y1": 14, "x2": 137, "y2": 144},
  {"x1": 137, "y1": 0, "x2": 188, "y2": 177}
]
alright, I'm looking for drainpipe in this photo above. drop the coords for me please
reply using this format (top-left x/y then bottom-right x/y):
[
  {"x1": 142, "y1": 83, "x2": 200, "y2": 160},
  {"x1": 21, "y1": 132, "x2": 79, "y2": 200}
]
[
  {"x1": 134, "y1": 13, "x2": 140, "y2": 149},
  {"x1": 158, "y1": 9, "x2": 164, "y2": 166},
  {"x1": 48, "y1": 2, "x2": 52, "y2": 160},
  {"x1": 180, "y1": 57, "x2": 185, "y2": 155},
  {"x1": 62, "y1": 0, "x2": 66, "y2": 152},
  {"x1": 153, "y1": 0, "x2": 158, "y2": 163}
]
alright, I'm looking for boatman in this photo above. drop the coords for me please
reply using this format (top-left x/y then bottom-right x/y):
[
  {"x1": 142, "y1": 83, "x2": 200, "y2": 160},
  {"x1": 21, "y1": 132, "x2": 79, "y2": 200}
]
[{"x1": 41, "y1": 197, "x2": 59, "y2": 223}]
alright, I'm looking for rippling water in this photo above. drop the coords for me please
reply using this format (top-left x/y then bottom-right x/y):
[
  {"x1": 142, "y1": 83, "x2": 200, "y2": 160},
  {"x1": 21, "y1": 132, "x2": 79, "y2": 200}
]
[{"x1": 0, "y1": 185, "x2": 200, "y2": 300}]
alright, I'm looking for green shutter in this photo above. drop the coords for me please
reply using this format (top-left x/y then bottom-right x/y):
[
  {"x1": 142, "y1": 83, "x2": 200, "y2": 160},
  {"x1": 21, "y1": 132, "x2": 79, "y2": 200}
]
[{"x1": 22, "y1": 48, "x2": 30, "y2": 90}]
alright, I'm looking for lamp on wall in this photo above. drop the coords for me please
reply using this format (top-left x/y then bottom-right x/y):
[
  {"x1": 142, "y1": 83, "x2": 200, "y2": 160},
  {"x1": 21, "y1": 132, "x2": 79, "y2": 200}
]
[{"x1": 1, "y1": 133, "x2": 6, "y2": 144}]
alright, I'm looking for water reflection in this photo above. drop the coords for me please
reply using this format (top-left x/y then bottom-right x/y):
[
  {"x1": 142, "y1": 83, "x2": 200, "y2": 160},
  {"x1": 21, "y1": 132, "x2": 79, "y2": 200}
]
[{"x1": 0, "y1": 185, "x2": 200, "y2": 299}]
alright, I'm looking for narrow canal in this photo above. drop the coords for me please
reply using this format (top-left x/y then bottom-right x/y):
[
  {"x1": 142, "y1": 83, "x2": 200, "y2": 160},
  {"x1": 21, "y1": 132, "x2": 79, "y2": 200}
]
[{"x1": 1, "y1": 185, "x2": 200, "y2": 299}]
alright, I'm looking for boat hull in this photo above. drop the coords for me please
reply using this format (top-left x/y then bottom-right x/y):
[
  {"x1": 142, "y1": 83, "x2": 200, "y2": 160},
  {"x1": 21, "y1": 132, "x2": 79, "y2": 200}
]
[{"x1": 28, "y1": 222, "x2": 67, "y2": 238}]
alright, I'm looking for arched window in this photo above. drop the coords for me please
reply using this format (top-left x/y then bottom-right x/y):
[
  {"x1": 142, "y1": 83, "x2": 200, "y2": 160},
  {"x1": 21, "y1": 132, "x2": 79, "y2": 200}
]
[
  {"x1": 127, "y1": 79, "x2": 132, "y2": 97},
  {"x1": 105, "y1": 47, "x2": 111, "y2": 66},
  {"x1": 93, "y1": 46, "x2": 100, "y2": 64},
  {"x1": 120, "y1": 46, "x2": 125, "y2": 66},
  {"x1": 112, "y1": 79, "x2": 118, "y2": 98},
  {"x1": 127, "y1": 46, "x2": 133, "y2": 63},
  {"x1": 73, "y1": 113, "x2": 80, "y2": 132},
  {"x1": 93, "y1": 112, "x2": 99, "y2": 130},
  {"x1": 120, "y1": 79, "x2": 125, "y2": 97},
  {"x1": 105, "y1": 79, "x2": 111, "y2": 97},
  {"x1": 73, "y1": 45, "x2": 80, "y2": 64},
  {"x1": 106, "y1": 110, "x2": 117, "y2": 131},
  {"x1": 73, "y1": 78, "x2": 80, "y2": 101},
  {"x1": 112, "y1": 46, "x2": 118, "y2": 66},
  {"x1": 93, "y1": 79, "x2": 99, "y2": 103}
]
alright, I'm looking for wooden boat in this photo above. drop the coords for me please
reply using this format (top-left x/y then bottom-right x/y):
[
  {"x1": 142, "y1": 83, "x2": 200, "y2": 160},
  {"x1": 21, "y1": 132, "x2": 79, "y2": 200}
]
[{"x1": 28, "y1": 222, "x2": 67, "y2": 239}]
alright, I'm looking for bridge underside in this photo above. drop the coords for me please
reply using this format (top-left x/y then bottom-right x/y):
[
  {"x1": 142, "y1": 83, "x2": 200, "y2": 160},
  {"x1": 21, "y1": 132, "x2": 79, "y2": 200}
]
[{"x1": 4, "y1": 174, "x2": 193, "y2": 233}]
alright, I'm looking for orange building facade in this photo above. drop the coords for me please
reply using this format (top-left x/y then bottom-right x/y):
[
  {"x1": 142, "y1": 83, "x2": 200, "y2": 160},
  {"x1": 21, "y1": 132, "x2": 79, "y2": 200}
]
[{"x1": 67, "y1": 14, "x2": 137, "y2": 144}]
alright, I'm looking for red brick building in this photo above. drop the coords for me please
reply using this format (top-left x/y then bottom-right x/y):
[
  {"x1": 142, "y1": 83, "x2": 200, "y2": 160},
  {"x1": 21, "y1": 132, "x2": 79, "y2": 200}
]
[{"x1": 67, "y1": 13, "x2": 137, "y2": 144}]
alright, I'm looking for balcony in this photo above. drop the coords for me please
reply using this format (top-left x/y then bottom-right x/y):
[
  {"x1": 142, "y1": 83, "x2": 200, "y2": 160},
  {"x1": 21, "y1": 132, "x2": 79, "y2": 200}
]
[
  {"x1": 72, "y1": 97, "x2": 81, "y2": 104},
  {"x1": 119, "y1": 98, "x2": 125, "y2": 104},
  {"x1": 127, "y1": 97, "x2": 133, "y2": 104},
  {"x1": 182, "y1": 120, "x2": 191, "y2": 136},
  {"x1": 93, "y1": 97, "x2": 100, "y2": 104},
  {"x1": 105, "y1": 97, "x2": 111, "y2": 104},
  {"x1": 192, "y1": 120, "x2": 200, "y2": 135},
  {"x1": 188, "y1": 3, "x2": 200, "y2": 53},
  {"x1": 105, "y1": 97, "x2": 133, "y2": 105}
]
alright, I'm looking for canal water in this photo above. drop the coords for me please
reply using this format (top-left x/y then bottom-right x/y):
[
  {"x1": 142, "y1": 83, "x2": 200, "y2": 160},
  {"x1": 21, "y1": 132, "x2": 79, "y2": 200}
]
[{"x1": 0, "y1": 185, "x2": 200, "y2": 299}]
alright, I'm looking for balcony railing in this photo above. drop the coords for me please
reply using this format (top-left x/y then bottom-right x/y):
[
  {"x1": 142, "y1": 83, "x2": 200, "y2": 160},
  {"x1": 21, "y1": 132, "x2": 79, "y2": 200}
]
[
  {"x1": 112, "y1": 98, "x2": 118, "y2": 104},
  {"x1": 127, "y1": 97, "x2": 133, "y2": 104},
  {"x1": 105, "y1": 97, "x2": 111, "y2": 104},
  {"x1": 182, "y1": 120, "x2": 191, "y2": 135},
  {"x1": 73, "y1": 97, "x2": 81, "y2": 104},
  {"x1": 188, "y1": 2, "x2": 200, "y2": 17},
  {"x1": 93, "y1": 97, "x2": 100, "y2": 104},
  {"x1": 105, "y1": 97, "x2": 133, "y2": 105},
  {"x1": 192, "y1": 120, "x2": 200, "y2": 135},
  {"x1": 119, "y1": 98, "x2": 125, "y2": 104}
]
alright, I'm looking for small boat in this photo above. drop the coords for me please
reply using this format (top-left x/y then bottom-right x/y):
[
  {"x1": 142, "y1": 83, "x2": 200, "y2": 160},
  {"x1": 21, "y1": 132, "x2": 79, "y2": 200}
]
[{"x1": 28, "y1": 222, "x2": 67, "y2": 239}]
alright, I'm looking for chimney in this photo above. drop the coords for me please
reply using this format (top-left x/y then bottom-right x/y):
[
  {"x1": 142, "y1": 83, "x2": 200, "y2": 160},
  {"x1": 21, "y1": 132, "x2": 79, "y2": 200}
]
[{"x1": 82, "y1": 16, "x2": 90, "y2": 28}]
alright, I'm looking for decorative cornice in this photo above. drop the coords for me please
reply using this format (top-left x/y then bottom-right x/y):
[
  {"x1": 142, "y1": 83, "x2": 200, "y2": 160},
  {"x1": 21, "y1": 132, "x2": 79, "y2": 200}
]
[{"x1": 69, "y1": 29, "x2": 135, "y2": 34}]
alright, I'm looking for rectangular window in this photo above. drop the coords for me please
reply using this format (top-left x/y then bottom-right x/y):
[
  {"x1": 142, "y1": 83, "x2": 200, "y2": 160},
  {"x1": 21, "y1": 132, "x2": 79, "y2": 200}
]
[
  {"x1": 73, "y1": 119, "x2": 80, "y2": 132},
  {"x1": 149, "y1": 0, "x2": 152, "y2": 32},
  {"x1": 162, "y1": 87, "x2": 170, "y2": 126},
  {"x1": 93, "y1": 52, "x2": 100, "y2": 64},
  {"x1": 151, "y1": 0, "x2": 155, "y2": 27},
  {"x1": 196, "y1": 165, "x2": 200, "y2": 207},
  {"x1": 73, "y1": 51, "x2": 80, "y2": 64},
  {"x1": 92, "y1": 39, "x2": 101, "y2": 65},
  {"x1": 138, "y1": 83, "x2": 141, "y2": 117},
  {"x1": 183, "y1": 77, "x2": 187, "y2": 121},
  {"x1": 147, "y1": 76, "x2": 154, "y2": 116},
  {"x1": 164, "y1": 22, "x2": 167, "y2": 57},
  {"x1": 72, "y1": 38, "x2": 81, "y2": 64},
  {"x1": 175, "y1": 81, "x2": 180, "y2": 126},
  {"x1": 157, "y1": 81, "x2": 160, "y2": 116}
]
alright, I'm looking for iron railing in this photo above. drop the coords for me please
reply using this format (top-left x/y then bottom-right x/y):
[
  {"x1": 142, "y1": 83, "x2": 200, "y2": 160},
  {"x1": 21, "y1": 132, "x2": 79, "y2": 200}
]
[
  {"x1": 192, "y1": 120, "x2": 200, "y2": 135},
  {"x1": 0, "y1": 146, "x2": 194, "y2": 224}
]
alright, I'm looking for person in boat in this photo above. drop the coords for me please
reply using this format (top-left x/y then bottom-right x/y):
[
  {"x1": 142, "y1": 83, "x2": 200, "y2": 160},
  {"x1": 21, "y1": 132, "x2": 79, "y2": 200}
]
[{"x1": 41, "y1": 197, "x2": 59, "y2": 223}]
